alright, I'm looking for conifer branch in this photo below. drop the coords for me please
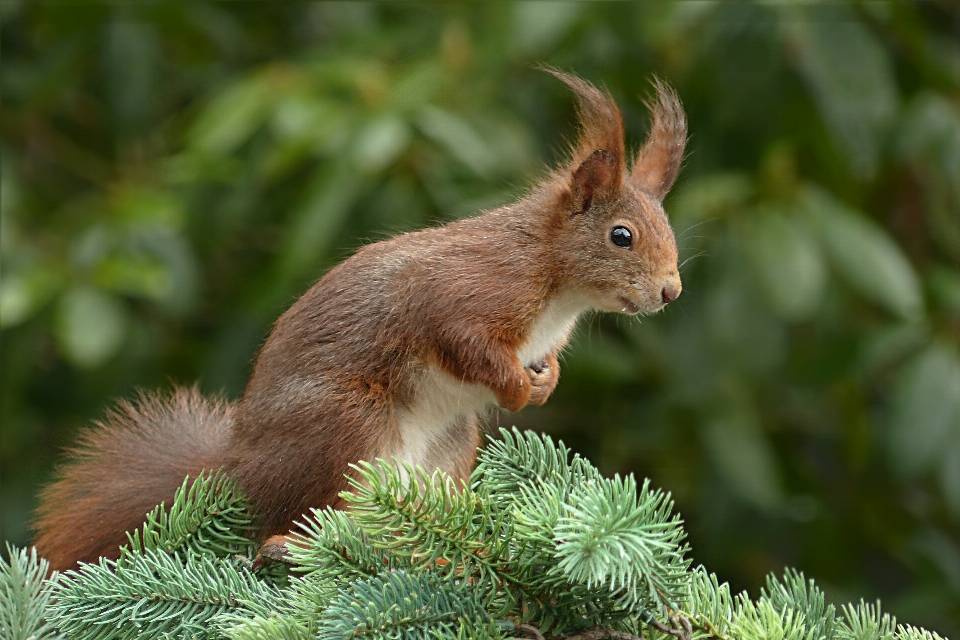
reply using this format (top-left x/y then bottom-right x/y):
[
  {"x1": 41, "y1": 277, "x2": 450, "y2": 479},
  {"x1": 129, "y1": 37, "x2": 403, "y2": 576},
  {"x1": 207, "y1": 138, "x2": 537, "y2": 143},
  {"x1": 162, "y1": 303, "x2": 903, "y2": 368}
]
[
  {"x1": 122, "y1": 470, "x2": 257, "y2": 561},
  {"x1": 50, "y1": 550, "x2": 278, "y2": 639},
  {"x1": 0, "y1": 544, "x2": 62, "y2": 640},
  {"x1": 315, "y1": 570, "x2": 501, "y2": 640},
  {"x1": 2, "y1": 428, "x2": 951, "y2": 640},
  {"x1": 342, "y1": 460, "x2": 513, "y2": 597}
]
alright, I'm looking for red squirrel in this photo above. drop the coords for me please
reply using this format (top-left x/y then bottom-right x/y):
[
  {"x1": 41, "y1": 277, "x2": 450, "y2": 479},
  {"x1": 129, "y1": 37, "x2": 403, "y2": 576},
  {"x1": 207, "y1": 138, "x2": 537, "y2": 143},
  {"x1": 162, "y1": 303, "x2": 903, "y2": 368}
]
[{"x1": 33, "y1": 71, "x2": 687, "y2": 571}]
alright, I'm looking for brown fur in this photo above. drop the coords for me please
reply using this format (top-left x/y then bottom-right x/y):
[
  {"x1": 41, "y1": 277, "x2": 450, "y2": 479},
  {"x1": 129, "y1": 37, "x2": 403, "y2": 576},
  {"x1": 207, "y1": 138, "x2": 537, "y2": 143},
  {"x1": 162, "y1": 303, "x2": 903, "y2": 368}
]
[
  {"x1": 33, "y1": 388, "x2": 232, "y2": 571},
  {"x1": 33, "y1": 71, "x2": 688, "y2": 570}
]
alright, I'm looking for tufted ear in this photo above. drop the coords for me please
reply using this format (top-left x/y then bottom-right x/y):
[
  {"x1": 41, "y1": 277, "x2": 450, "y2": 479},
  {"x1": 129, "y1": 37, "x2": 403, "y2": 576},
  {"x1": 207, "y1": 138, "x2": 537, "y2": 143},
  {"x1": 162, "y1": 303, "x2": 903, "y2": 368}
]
[
  {"x1": 572, "y1": 149, "x2": 618, "y2": 214},
  {"x1": 544, "y1": 68, "x2": 625, "y2": 214},
  {"x1": 632, "y1": 77, "x2": 687, "y2": 200}
]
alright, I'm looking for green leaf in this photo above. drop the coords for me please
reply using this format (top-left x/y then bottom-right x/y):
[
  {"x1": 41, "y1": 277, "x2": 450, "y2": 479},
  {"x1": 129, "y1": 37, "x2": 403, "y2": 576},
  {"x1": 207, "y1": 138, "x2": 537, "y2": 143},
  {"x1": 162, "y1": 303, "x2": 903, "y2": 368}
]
[
  {"x1": 928, "y1": 265, "x2": 960, "y2": 317},
  {"x1": 277, "y1": 161, "x2": 364, "y2": 284},
  {"x1": 417, "y1": 106, "x2": 497, "y2": 178},
  {"x1": 472, "y1": 428, "x2": 600, "y2": 502},
  {"x1": 680, "y1": 566, "x2": 738, "y2": 638},
  {"x1": 10, "y1": 429, "x2": 954, "y2": 640},
  {"x1": 701, "y1": 395, "x2": 784, "y2": 511},
  {"x1": 341, "y1": 460, "x2": 510, "y2": 600},
  {"x1": 109, "y1": 185, "x2": 185, "y2": 230},
  {"x1": 781, "y1": 5, "x2": 898, "y2": 178},
  {"x1": 213, "y1": 578, "x2": 313, "y2": 640},
  {"x1": 352, "y1": 113, "x2": 411, "y2": 173},
  {"x1": 188, "y1": 72, "x2": 275, "y2": 155},
  {"x1": 54, "y1": 286, "x2": 130, "y2": 368},
  {"x1": 803, "y1": 186, "x2": 923, "y2": 320},
  {"x1": 897, "y1": 624, "x2": 949, "y2": 640},
  {"x1": 888, "y1": 341, "x2": 960, "y2": 478},
  {"x1": 0, "y1": 267, "x2": 59, "y2": 329},
  {"x1": 667, "y1": 172, "x2": 754, "y2": 229},
  {"x1": 286, "y1": 507, "x2": 409, "y2": 610},
  {"x1": 219, "y1": 614, "x2": 313, "y2": 640},
  {"x1": 743, "y1": 206, "x2": 826, "y2": 321},
  {"x1": 512, "y1": 1, "x2": 582, "y2": 53}
]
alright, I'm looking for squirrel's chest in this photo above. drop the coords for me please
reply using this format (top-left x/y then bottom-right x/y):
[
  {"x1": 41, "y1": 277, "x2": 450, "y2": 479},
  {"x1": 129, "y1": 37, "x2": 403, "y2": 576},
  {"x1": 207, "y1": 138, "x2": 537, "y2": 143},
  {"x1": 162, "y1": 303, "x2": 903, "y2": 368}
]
[
  {"x1": 389, "y1": 367, "x2": 492, "y2": 471},
  {"x1": 516, "y1": 291, "x2": 590, "y2": 366},
  {"x1": 388, "y1": 292, "x2": 588, "y2": 471}
]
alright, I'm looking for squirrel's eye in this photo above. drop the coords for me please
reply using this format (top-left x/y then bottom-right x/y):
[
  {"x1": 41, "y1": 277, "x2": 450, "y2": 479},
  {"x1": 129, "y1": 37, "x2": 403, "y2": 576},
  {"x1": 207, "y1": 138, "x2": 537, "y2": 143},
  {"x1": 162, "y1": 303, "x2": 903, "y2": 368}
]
[{"x1": 610, "y1": 226, "x2": 633, "y2": 249}]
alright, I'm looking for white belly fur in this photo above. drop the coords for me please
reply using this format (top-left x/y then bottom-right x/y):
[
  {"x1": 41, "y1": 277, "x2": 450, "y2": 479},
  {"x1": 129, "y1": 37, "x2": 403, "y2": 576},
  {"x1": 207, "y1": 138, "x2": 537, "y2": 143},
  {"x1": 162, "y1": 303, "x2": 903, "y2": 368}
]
[
  {"x1": 517, "y1": 290, "x2": 591, "y2": 366},
  {"x1": 392, "y1": 290, "x2": 590, "y2": 469},
  {"x1": 392, "y1": 367, "x2": 493, "y2": 469}
]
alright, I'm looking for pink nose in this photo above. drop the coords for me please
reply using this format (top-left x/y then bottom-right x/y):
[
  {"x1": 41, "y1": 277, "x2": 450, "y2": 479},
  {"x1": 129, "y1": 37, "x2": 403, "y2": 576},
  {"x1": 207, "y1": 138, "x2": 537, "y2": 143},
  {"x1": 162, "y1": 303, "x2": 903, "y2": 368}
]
[{"x1": 661, "y1": 282, "x2": 681, "y2": 304}]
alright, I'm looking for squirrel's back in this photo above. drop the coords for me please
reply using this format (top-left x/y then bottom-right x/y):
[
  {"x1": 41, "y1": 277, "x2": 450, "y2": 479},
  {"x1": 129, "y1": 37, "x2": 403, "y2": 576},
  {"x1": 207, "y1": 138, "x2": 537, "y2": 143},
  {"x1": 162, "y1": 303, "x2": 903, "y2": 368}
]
[{"x1": 33, "y1": 387, "x2": 232, "y2": 571}]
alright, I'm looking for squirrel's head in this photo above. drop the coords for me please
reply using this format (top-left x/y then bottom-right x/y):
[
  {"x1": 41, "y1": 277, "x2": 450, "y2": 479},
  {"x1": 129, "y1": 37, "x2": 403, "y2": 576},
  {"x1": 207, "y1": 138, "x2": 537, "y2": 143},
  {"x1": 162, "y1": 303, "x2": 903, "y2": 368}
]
[{"x1": 545, "y1": 70, "x2": 686, "y2": 315}]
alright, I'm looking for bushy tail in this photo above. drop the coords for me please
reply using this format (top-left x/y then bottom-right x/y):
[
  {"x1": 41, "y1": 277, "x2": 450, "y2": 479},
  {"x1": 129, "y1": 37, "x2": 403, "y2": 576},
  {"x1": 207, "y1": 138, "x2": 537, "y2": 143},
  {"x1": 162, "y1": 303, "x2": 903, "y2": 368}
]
[{"x1": 33, "y1": 387, "x2": 233, "y2": 571}]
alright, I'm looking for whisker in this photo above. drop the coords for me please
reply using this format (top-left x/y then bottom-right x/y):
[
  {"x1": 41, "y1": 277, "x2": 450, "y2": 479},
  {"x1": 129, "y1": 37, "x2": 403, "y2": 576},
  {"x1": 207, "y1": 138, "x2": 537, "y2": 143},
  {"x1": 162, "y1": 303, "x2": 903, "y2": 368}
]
[
  {"x1": 678, "y1": 235, "x2": 713, "y2": 244},
  {"x1": 678, "y1": 218, "x2": 718, "y2": 239},
  {"x1": 679, "y1": 252, "x2": 707, "y2": 270}
]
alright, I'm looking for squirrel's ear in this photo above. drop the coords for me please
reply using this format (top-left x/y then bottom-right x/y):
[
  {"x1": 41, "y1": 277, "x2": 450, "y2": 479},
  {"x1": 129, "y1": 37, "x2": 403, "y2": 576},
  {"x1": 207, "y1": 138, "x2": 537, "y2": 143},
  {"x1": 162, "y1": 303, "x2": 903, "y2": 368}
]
[
  {"x1": 572, "y1": 148, "x2": 619, "y2": 214},
  {"x1": 632, "y1": 78, "x2": 687, "y2": 200}
]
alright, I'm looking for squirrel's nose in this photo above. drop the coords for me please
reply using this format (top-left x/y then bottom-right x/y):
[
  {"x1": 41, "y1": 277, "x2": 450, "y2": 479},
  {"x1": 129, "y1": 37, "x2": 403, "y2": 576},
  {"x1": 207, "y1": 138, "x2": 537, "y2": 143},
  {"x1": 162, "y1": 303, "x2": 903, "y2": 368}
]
[{"x1": 661, "y1": 276, "x2": 682, "y2": 304}]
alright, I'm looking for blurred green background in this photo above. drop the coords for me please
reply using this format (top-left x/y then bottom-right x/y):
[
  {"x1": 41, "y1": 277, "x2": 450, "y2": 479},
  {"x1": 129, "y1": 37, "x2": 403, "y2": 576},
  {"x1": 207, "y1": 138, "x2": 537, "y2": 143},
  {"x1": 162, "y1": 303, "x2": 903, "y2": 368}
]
[{"x1": 2, "y1": 1, "x2": 959, "y2": 634}]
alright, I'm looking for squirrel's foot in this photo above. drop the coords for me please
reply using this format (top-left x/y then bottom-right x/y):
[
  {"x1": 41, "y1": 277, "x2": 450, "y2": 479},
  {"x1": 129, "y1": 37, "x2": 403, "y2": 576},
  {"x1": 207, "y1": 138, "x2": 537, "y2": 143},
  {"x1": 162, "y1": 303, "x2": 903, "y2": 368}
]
[
  {"x1": 253, "y1": 534, "x2": 295, "y2": 568},
  {"x1": 527, "y1": 353, "x2": 559, "y2": 406}
]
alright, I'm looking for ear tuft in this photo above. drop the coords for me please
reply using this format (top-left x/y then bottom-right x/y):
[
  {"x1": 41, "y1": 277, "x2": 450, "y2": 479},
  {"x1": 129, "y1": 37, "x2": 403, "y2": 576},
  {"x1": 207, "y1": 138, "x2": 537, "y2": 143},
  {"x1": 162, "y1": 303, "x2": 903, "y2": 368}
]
[
  {"x1": 573, "y1": 149, "x2": 618, "y2": 214},
  {"x1": 543, "y1": 67, "x2": 626, "y2": 192},
  {"x1": 632, "y1": 77, "x2": 687, "y2": 200}
]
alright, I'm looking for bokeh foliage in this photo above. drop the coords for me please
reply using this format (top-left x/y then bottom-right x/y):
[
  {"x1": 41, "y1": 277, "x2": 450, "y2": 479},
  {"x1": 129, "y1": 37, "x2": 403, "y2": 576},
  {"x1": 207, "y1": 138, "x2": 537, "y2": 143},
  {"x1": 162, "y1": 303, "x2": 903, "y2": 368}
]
[{"x1": 1, "y1": 1, "x2": 958, "y2": 635}]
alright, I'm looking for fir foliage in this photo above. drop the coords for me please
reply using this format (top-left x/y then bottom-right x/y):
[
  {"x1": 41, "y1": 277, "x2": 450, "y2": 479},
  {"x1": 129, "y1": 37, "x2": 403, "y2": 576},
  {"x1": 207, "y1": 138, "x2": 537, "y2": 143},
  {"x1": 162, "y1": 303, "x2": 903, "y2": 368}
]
[
  {"x1": 315, "y1": 570, "x2": 501, "y2": 640},
  {"x1": 123, "y1": 470, "x2": 257, "y2": 560},
  {"x1": 214, "y1": 575, "x2": 313, "y2": 640},
  {"x1": 554, "y1": 475, "x2": 690, "y2": 610},
  {"x1": 0, "y1": 543, "x2": 62, "y2": 640},
  {"x1": 1, "y1": 428, "x2": 951, "y2": 639},
  {"x1": 727, "y1": 598, "x2": 816, "y2": 640},
  {"x1": 761, "y1": 569, "x2": 836, "y2": 640},
  {"x1": 343, "y1": 460, "x2": 511, "y2": 597},
  {"x1": 288, "y1": 507, "x2": 404, "y2": 581},
  {"x1": 836, "y1": 601, "x2": 897, "y2": 640},
  {"x1": 50, "y1": 549, "x2": 279, "y2": 640}
]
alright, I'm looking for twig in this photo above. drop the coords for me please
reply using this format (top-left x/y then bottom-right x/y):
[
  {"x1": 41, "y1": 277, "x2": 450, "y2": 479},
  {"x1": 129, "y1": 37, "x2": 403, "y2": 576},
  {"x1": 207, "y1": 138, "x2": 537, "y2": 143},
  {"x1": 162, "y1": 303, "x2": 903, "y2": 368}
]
[
  {"x1": 563, "y1": 629, "x2": 643, "y2": 640},
  {"x1": 646, "y1": 614, "x2": 693, "y2": 640},
  {"x1": 515, "y1": 623, "x2": 546, "y2": 640},
  {"x1": 697, "y1": 615, "x2": 729, "y2": 640}
]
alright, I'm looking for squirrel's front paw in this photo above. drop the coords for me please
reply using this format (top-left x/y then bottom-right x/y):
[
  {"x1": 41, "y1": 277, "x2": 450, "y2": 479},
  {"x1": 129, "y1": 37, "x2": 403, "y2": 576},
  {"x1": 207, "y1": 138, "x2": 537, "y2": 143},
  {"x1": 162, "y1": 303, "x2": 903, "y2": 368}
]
[
  {"x1": 494, "y1": 372, "x2": 532, "y2": 412},
  {"x1": 527, "y1": 353, "x2": 559, "y2": 406}
]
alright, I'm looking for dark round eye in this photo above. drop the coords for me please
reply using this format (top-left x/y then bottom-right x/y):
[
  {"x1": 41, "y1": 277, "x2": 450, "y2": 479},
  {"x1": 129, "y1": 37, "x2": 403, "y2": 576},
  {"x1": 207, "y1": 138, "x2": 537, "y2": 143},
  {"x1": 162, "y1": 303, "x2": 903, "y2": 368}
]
[{"x1": 610, "y1": 226, "x2": 633, "y2": 249}]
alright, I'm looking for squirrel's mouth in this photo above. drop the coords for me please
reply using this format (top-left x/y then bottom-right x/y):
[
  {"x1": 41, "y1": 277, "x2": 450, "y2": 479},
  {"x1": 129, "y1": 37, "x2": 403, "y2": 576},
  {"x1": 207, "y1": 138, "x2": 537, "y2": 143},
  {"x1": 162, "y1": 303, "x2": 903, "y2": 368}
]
[{"x1": 618, "y1": 296, "x2": 641, "y2": 314}]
